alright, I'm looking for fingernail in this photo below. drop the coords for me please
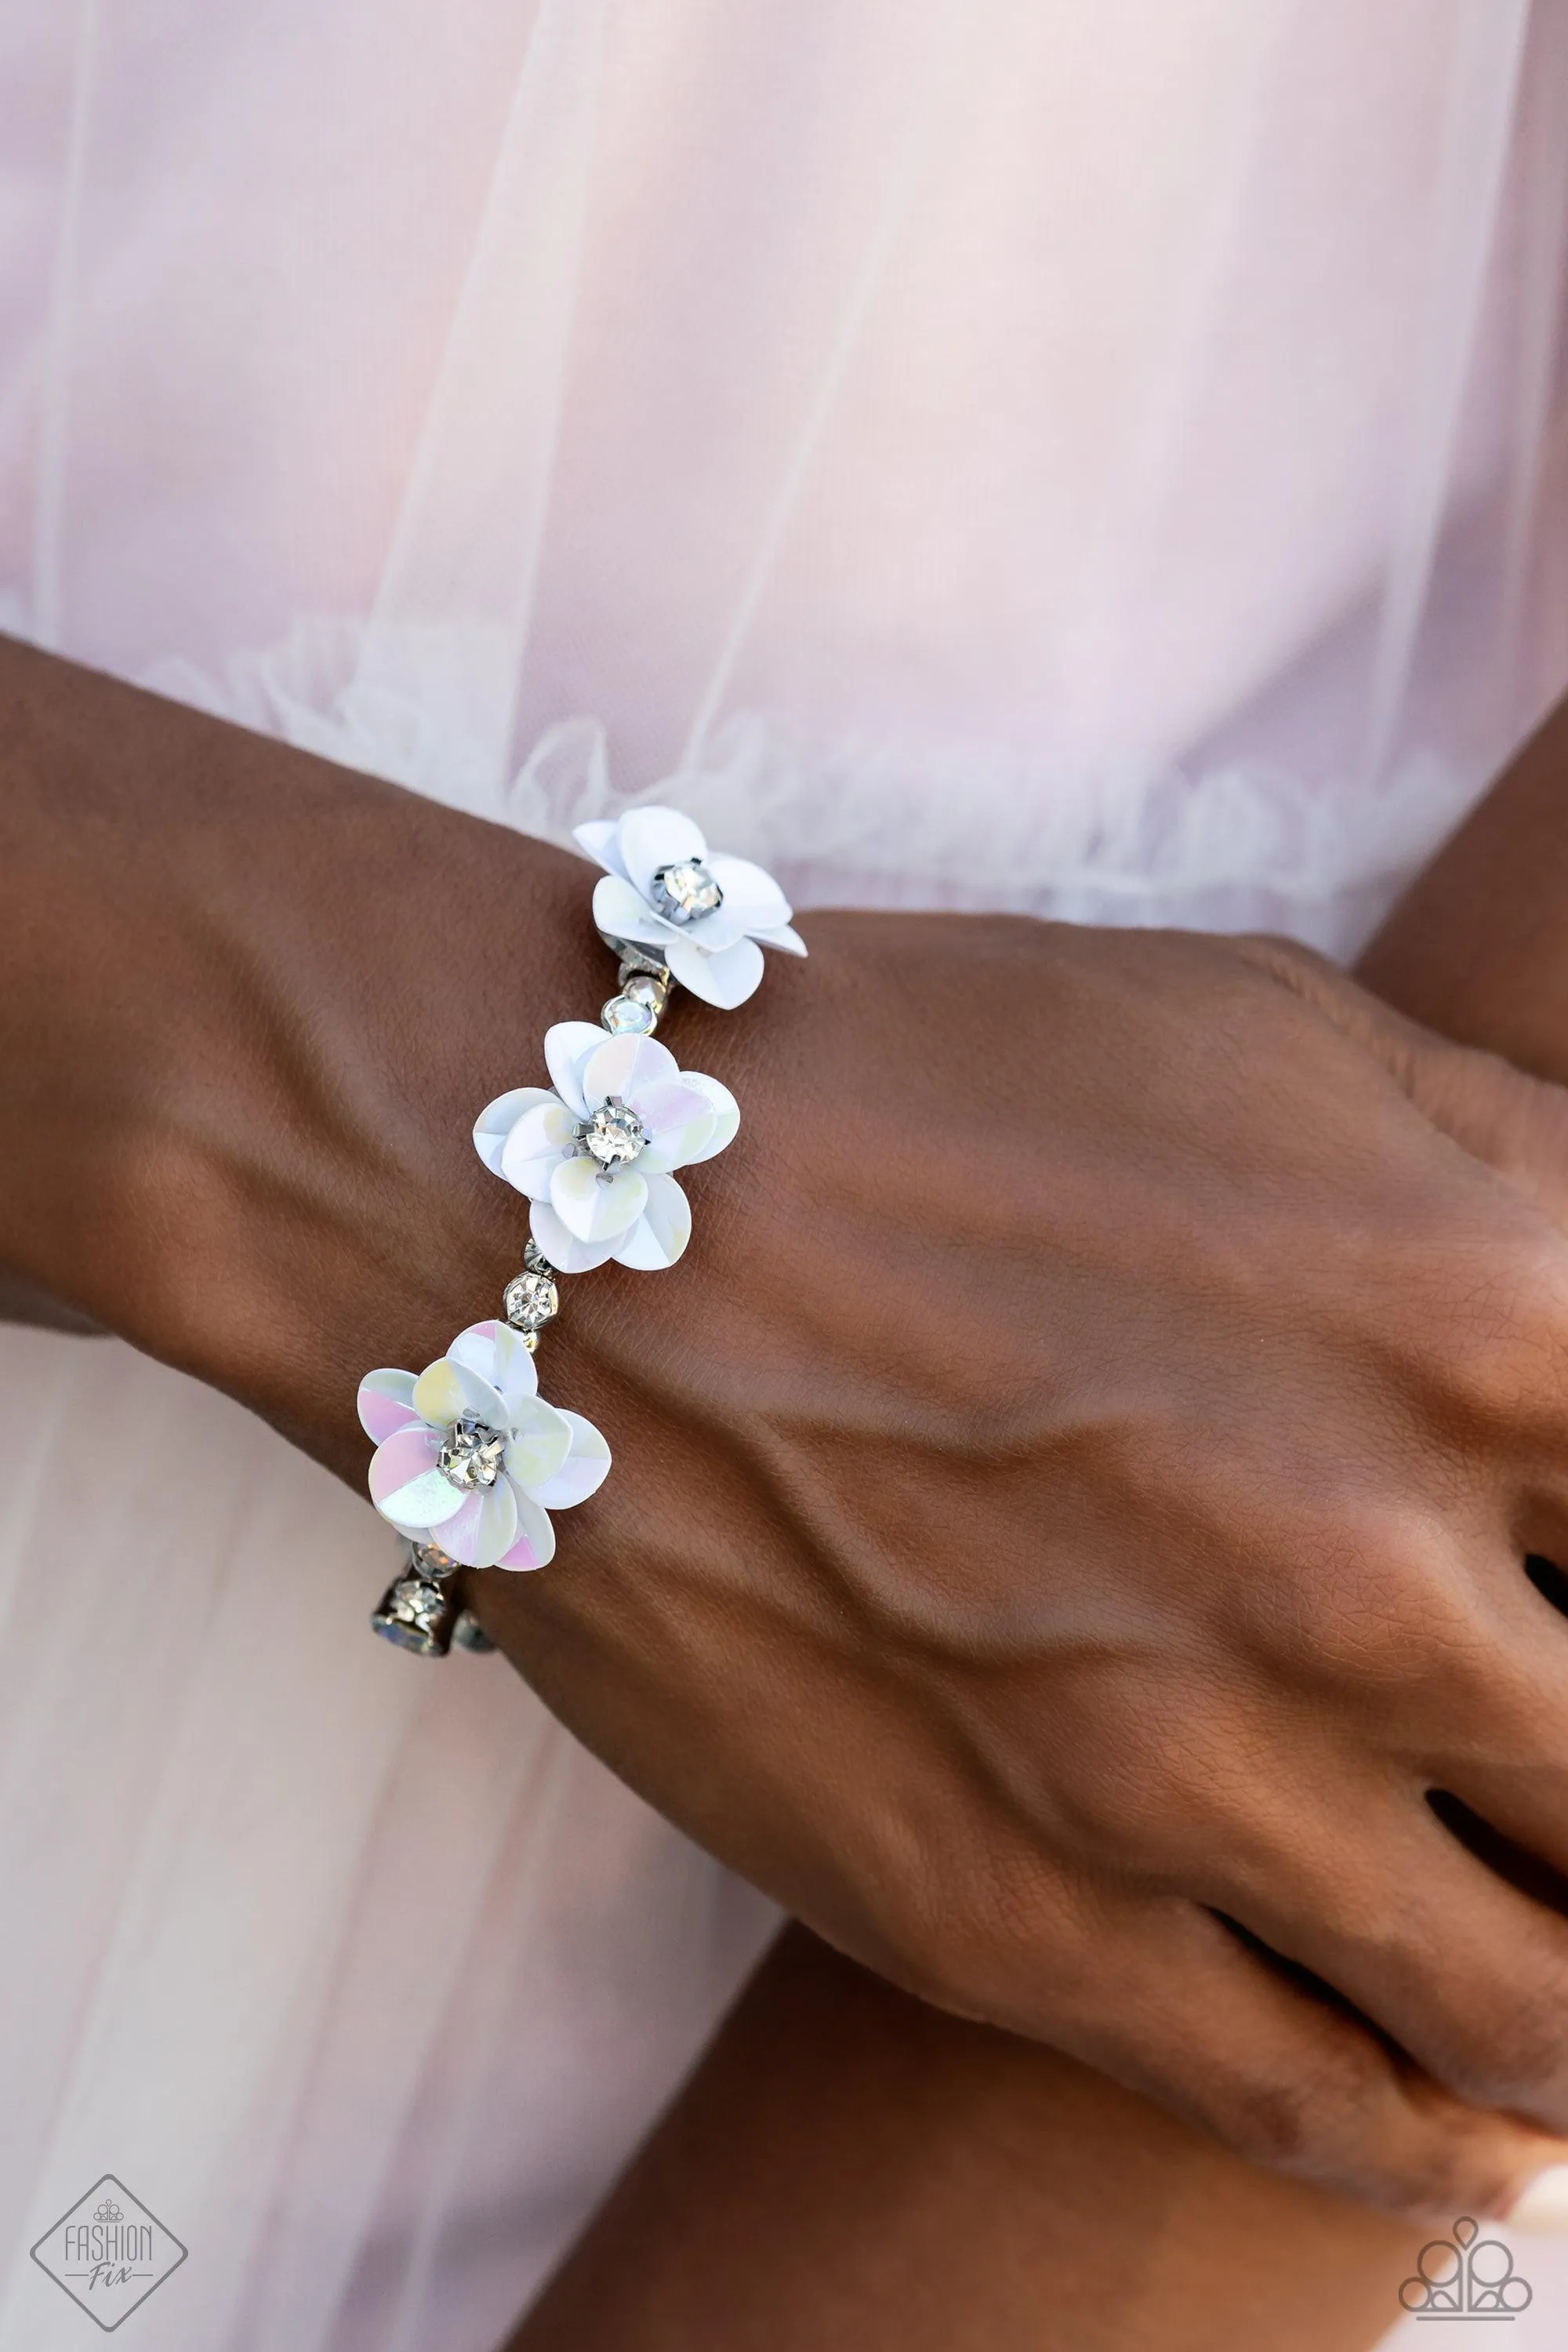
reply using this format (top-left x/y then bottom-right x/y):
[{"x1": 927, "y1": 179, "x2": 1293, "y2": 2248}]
[{"x1": 1509, "y1": 2164, "x2": 1568, "y2": 2232}]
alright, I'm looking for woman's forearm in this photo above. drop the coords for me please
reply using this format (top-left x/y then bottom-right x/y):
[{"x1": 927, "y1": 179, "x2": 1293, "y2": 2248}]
[
  {"x1": 0, "y1": 633, "x2": 597, "y2": 1446},
  {"x1": 511, "y1": 1927, "x2": 1417, "y2": 2352},
  {"x1": 1358, "y1": 691, "x2": 1568, "y2": 1067}
]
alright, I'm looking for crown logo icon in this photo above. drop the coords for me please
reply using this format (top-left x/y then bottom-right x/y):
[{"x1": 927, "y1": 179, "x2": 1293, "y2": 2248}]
[
  {"x1": 92, "y1": 2198, "x2": 124, "y2": 2226},
  {"x1": 1399, "y1": 2217, "x2": 1532, "y2": 2319}
]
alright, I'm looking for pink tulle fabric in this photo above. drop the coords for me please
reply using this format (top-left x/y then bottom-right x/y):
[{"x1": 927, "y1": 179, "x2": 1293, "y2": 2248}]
[{"x1": 2, "y1": 3, "x2": 1568, "y2": 2346}]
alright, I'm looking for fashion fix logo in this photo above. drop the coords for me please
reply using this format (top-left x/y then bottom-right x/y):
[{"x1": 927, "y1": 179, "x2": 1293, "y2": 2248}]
[{"x1": 31, "y1": 2175, "x2": 187, "y2": 2330}]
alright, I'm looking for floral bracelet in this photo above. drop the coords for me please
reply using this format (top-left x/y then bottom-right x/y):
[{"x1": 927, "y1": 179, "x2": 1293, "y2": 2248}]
[{"x1": 358, "y1": 805, "x2": 804, "y2": 1656}]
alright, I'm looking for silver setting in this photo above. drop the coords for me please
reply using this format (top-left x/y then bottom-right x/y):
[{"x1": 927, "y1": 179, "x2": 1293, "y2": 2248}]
[
  {"x1": 437, "y1": 1418, "x2": 506, "y2": 1490},
  {"x1": 575, "y1": 1094, "x2": 646, "y2": 1175},
  {"x1": 452, "y1": 1609, "x2": 498, "y2": 1654},
  {"x1": 651, "y1": 858, "x2": 723, "y2": 925},
  {"x1": 597, "y1": 934, "x2": 671, "y2": 984},
  {"x1": 371, "y1": 1572, "x2": 456, "y2": 1656}
]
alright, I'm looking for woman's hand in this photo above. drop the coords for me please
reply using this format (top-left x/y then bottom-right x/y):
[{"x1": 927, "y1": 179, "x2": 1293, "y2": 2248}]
[
  {"x1": 10, "y1": 638, "x2": 1568, "y2": 2218},
  {"x1": 484, "y1": 913, "x2": 1568, "y2": 2222}
]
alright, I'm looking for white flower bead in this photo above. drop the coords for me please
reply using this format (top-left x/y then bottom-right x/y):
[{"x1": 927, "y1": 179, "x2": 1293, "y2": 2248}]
[
  {"x1": 573, "y1": 804, "x2": 805, "y2": 1009},
  {"x1": 358, "y1": 1321, "x2": 610, "y2": 1570},
  {"x1": 473, "y1": 1026, "x2": 739, "y2": 1275}
]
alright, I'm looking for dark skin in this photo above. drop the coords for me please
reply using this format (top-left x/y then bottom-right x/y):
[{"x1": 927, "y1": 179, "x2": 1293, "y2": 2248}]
[
  {"x1": 10, "y1": 635, "x2": 1568, "y2": 2300},
  {"x1": 511, "y1": 694, "x2": 1568, "y2": 2352},
  {"x1": 511, "y1": 1926, "x2": 1421, "y2": 2352}
]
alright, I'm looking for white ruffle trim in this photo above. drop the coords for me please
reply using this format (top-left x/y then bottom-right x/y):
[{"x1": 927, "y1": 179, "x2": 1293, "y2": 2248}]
[{"x1": 136, "y1": 612, "x2": 1488, "y2": 960}]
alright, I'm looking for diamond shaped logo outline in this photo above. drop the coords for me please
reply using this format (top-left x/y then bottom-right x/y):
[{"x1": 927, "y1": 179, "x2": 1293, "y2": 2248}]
[{"x1": 30, "y1": 2172, "x2": 187, "y2": 2332}]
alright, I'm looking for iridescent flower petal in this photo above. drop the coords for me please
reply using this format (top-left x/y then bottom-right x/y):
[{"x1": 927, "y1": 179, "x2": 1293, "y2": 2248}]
[
  {"x1": 618, "y1": 805, "x2": 709, "y2": 903},
  {"x1": 675, "y1": 1072, "x2": 740, "y2": 1163},
  {"x1": 357, "y1": 1367, "x2": 421, "y2": 1443},
  {"x1": 663, "y1": 931, "x2": 764, "y2": 1009},
  {"x1": 754, "y1": 920, "x2": 808, "y2": 956},
  {"x1": 412, "y1": 1355, "x2": 508, "y2": 1433},
  {"x1": 627, "y1": 1079, "x2": 717, "y2": 1174},
  {"x1": 668, "y1": 899, "x2": 750, "y2": 953},
  {"x1": 470, "y1": 1477, "x2": 519, "y2": 1568},
  {"x1": 488, "y1": 1322, "x2": 544, "y2": 1415},
  {"x1": 473, "y1": 1086, "x2": 557, "y2": 1178},
  {"x1": 590, "y1": 872, "x2": 675, "y2": 951},
  {"x1": 550, "y1": 1155, "x2": 648, "y2": 1243},
  {"x1": 702, "y1": 852, "x2": 793, "y2": 933},
  {"x1": 528, "y1": 1410, "x2": 612, "y2": 1508},
  {"x1": 572, "y1": 817, "x2": 630, "y2": 881},
  {"x1": 528, "y1": 1200, "x2": 619, "y2": 1275},
  {"x1": 503, "y1": 1396, "x2": 573, "y2": 1491},
  {"x1": 368, "y1": 1428, "x2": 466, "y2": 1530},
  {"x1": 495, "y1": 1488, "x2": 557, "y2": 1570},
  {"x1": 612, "y1": 1173, "x2": 691, "y2": 1269},
  {"x1": 376, "y1": 1468, "x2": 468, "y2": 1529},
  {"x1": 426, "y1": 1489, "x2": 482, "y2": 1564},
  {"x1": 579, "y1": 1030, "x2": 679, "y2": 1111},
  {"x1": 446, "y1": 1320, "x2": 540, "y2": 1409},
  {"x1": 544, "y1": 1020, "x2": 612, "y2": 1118},
  {"x1": 498, "y1": 1096, "x2": 577, "y2": 1198}
]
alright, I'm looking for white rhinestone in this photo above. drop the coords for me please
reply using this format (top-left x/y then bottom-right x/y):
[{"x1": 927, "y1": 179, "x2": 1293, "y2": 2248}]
[
  {"x1": 371, "y1": 1572, "x2": 452, "y2": 1653},
  {"x1": 601, "y1": 993, "x2": 656, "y2": 1035},
  {"x1": 652, "y1": 858, "x2": 723, "y2": 924},
  {"x1": 437, "y1": 1418, "x2": 506, "y2": 1489},
  {"x1": 503, "y1": 1269, "x2": 558, "y2": 1329},
  {"x1": 578, "y1": 1095, "x2": 646, "y2": 1168},
  {"x1": 411, "y1": 1540, "x2": 460, "y2": 1580},
  {"x1": 394, "y1": 1577, "x2": 442, "y2": 1624}
]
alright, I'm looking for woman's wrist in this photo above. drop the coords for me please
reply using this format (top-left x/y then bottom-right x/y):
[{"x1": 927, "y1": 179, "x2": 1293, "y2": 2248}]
[
  {"x1": 1357, "y1": 689, "x2": 1568, "y2": 1080},
  {"x1": 0, "y1": 635, "x2": 598, "y2": 1457}
]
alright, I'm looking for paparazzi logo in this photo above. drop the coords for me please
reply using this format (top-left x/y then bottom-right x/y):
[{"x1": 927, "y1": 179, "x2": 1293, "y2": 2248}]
[
  {"x1": 1399, "y1": 2217, "x2": 1532, "y2": 2321},
  {"x1": 31, "y1": 2176, "x2": 186, "y2": 2331}
]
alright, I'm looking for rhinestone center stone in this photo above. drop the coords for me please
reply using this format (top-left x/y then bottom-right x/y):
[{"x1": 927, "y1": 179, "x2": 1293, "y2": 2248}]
[
  {"x1": 652, "y1": 858, "x2": 723, "y2": 924},
  {"x1": 578, "y1": 1094, "x2": 647, "y2": 1171},
  {"x1": 503, "y1": 1269, "x2": 559, "y2": 1330},
  {"x1": 437, "y1": 1418, "x2": 506, "y2": 1490}
]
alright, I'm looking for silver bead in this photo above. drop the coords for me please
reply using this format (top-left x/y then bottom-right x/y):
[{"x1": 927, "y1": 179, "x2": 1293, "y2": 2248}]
[
  {"x1": 451, "y1": 1609, "x2": 498, "y2": 1653},
  {"x1": 410, "y1": 1539, "x2": 460, "y2": 1581},
  {"x1": 371, "y1": 1572, "x2": 456, "y2": 1656},
  {"x1": 503, "y1": 1265, "x2": 559, "y2": 1334},
  {"x1": 601, "y1": 960, "x2": 671, "y2": 1036},
  {"x1": 601, "y1": 991, "x2": 658, "y2": 1036}
]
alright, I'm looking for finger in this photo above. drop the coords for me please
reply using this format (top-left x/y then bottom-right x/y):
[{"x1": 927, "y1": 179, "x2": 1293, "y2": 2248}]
[
  {"x1": 967, "y1": 1882, "x2": 1567, "y2": 2219},
  {"x1": 1182, "y1": 1769, "x2": 1568, "y2": 2134},
  {"x1": 1333, "y1": 1504, "x2": 1568, "y2": 1944},
  {"x1": 1403, "y1": 1527, "x2": 1568, "y2": 1896}
]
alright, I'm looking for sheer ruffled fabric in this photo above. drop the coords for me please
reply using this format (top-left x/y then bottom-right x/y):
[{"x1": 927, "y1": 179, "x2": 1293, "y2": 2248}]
[{"x1": 2, "y1": 3, "x2": 1568, "y2": 2345}]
